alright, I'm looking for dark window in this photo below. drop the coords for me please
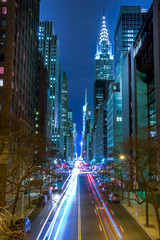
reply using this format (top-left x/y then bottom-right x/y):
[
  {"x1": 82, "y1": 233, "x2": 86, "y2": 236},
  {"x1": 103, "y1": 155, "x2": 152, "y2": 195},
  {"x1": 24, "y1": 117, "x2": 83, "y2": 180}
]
[
  {"x1": 2, "y1": 18, "x2": 6, "y2": 26},
  {"x1": 0, "y1": 54, "x2": 4, "y2": 61}
]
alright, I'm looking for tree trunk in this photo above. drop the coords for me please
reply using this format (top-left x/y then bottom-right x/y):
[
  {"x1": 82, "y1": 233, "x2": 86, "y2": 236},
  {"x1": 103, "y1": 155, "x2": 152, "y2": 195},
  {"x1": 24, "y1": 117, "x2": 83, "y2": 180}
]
[
  {"x1": 127, "y1": 187, "x2": 131, "y2": 206},
  {"x1": 28, "y1": 184, "x2": 31, "y2": 208},
  {"x1": 145, "y1": 190, "x2": 149, "y2": 226},
  {"x1": 11, "y1": 188, "x2": 20, "y2": 224}
]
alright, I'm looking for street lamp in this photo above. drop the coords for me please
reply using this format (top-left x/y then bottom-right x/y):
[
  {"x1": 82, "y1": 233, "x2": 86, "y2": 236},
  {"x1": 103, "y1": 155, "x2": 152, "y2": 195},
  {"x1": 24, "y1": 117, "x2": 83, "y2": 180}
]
[{"x1": 120, "y1": 155, "x2": 125, "y2": 160}]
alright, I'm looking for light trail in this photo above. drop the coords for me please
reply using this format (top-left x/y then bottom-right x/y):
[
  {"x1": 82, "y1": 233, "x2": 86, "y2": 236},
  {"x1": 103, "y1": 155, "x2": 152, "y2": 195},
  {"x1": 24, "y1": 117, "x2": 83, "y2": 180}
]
[
  {"x1": 53, "y1": 174, "x2": 77, "y2": 240},
  {"x1": 96, "y1": 204, "x2": 108, "y2": 240},
  {"x1": 42, "y1": 172, "x2": 77, "y2": 240},
  {"x1": 87, "y1": 175, "x2": 115, "y2": 240},
  {"x1": 90, "y1": 174, "x2": 123, "y2": 239},
  {"x1": 88, "y1": 174, "x2": 123, "y2": 240},
  {"x1": 78, "y1": 176, "x2": 81, "y2": 240},
  {"x1": 36, "y1": 173, "x2": 72, "y2": 240},
  {"x1": 36, "y1": 193, "x2": 62, "y2": 240}
]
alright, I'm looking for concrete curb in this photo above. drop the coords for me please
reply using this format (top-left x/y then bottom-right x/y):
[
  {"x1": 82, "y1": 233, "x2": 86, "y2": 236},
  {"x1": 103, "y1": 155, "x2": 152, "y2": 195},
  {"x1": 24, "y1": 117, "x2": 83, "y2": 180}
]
[
  {"x1": 26, "y1": 205, "x2": 37, "y2": 218},
  {"x1": 120, "y1": 202, "x2": 154, "y2": 240}
]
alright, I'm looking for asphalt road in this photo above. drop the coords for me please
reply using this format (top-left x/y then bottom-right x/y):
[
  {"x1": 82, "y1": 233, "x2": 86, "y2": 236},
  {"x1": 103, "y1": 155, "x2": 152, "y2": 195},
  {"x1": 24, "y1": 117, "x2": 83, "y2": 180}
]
[{"x1": 26, "y1": 172, "x2": 152, "y2": 240}]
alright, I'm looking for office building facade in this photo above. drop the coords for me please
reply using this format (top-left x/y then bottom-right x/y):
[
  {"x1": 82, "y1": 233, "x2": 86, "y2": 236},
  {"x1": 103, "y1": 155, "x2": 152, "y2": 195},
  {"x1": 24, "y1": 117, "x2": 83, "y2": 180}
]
[
  {"x1": 0, "y1": 0, "x2": 40, "y2": 126},
  {"x1": 38, "y1": 21, "x2": 60, "y2": 149}
]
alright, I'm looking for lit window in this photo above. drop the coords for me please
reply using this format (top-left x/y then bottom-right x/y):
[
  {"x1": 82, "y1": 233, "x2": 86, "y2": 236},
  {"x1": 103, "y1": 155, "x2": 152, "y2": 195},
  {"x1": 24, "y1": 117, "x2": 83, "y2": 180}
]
[
  {"x1": 117, "y1": 117, "x2": 122, "y2": 122},
  {"x1": 2, "y1": 7, "x2": 7, "y2": 14},
  {"x1": 1, "y1": 30, "x2": 5, "y2": 38},
  {"x1": 0, "y1": 67, "x2": 4, "y2": 74},
  {"x1": 2, "y1": 0, "x2": 7, "y2": 2},
  {"x1": 0, "y1": 79, "x2": 3, "y2": 86}
]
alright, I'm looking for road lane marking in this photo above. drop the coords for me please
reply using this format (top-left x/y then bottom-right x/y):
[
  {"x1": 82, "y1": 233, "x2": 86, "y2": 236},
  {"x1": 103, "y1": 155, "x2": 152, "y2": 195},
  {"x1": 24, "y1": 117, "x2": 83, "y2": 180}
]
[
  {"x1": 99, "y1": 225, "x2": 102, "y2": 231},
  {"x1": 120, "y1": 226, "x2": 124, "y2": 232},
  {"x1": 78, "y1": 178, "x2": 81, "y2": 240},
  {"x1": 92, "y1": 200, "x2": 94, "y2": 204},
  {"x1": 95, "y1": 204, "x2": 108, "y2": 240},
  {"x1": 111, "y1": 210, "x2": 114, "y2": 215},
  {"x1": 95, "y1": 209, "x2": 97, "y2": 215},
  {"x1": 40, "y1": 219, "x2": 44, "y2": 225}
]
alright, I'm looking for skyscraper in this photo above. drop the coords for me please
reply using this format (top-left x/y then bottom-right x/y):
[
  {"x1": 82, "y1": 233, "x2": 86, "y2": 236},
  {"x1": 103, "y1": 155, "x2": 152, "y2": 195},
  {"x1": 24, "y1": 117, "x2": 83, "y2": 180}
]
[
  {"x1": 114, "y1": 6, "x2": 146, "y2": 76},
  {"x1": 0, "y1": 0, "x2": 40, "y2": 204},
  {"x1": 38, "y1": 21, "x2": 60, "y2": 148},
  {"x1": 94, "y1": 15, "x2": 114, "y2": 121},
  {"x1": 95, "y1": 16, "x2": 114, "y2": 81},
  {"x1": 0, "y1": 0, "x2": 40, "y2": 126},
  {"x1": 107, "y1": 6, "x2": 147, "y2": 162},
  {"x1": 82, "y1": 89, "x2": 92, "y2": 161},
  {"x1": 61, "y1": 72, "x2": 69, "y2": 158}
]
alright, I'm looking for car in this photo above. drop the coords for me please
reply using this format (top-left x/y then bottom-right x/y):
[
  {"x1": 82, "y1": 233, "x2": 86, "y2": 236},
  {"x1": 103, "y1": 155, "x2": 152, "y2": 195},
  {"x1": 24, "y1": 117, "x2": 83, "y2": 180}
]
[
  {"x1": 57, "y1": 175, "x2": 63, "y2": 182},
  {"x1": 101, "y1": 186, "x2": 110, "y2": 193},
  {"x1": 31, "y1": 197, "x2": 39, "y2": 205},
  {"x1": 42, "y1": 189, "x2": 52, "y2": 199},
  {"x1": 9, "y1": 217, "x2": 31, "y2": 237},
  {"x1": 52, "y1": 183, "x2": 58, "y2": 192},
  {"x1": 37, "y1": 194, "x2": 48, "y2": 207},
  {"x1": 109, "y1": 193, "x2": 120, "y2": 203},
  {"x1": 98, "y1": 182, "x2": 106, "y2": 189}
]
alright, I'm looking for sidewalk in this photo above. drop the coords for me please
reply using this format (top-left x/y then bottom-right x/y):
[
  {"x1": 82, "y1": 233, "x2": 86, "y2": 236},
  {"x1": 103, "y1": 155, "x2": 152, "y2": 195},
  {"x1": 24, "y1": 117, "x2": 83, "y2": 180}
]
[
  {"x1": 0, "y1": 190, "x2": 40, "y2": 239},
  {"x1": 121, "y1": 192, "x2": 159, "y2": 240}
]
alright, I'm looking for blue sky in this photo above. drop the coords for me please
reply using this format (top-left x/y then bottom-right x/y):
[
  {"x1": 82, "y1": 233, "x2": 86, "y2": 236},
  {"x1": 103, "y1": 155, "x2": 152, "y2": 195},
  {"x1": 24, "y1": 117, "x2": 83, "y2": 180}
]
[{"x1": 40, "y1": 0, "x2": 152, "y2": 154}]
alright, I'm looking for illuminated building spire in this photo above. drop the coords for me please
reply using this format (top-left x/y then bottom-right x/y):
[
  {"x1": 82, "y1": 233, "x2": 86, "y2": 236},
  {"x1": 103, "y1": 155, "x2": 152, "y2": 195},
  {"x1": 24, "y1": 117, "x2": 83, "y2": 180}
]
[{"x1": 99, "y1": 16, "x2": 110, "y2": 45}]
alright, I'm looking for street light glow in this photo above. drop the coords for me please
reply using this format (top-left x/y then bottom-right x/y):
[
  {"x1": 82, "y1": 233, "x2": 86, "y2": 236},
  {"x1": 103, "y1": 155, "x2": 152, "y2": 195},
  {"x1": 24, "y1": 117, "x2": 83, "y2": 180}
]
[{"x1": 120, "y1": 155, "x2": 125, "y2": 160}]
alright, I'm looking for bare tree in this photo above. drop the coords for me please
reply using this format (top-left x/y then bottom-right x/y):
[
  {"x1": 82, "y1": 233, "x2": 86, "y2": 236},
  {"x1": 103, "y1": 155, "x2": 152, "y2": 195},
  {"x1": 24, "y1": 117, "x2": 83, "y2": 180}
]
[
  {"x1": 0, "y1": 112, "x2": 49, "y2": 237},
  {"x1": 111, "y1": 132, "x2": 160, "y2": 238}
]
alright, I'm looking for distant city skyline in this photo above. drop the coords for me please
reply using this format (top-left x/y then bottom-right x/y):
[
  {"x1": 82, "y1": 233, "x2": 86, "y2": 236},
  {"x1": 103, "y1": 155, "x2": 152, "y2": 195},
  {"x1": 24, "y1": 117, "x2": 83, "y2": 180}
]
[{"x1": 40, "y1": 0, "x2": 152, "y2": 154}]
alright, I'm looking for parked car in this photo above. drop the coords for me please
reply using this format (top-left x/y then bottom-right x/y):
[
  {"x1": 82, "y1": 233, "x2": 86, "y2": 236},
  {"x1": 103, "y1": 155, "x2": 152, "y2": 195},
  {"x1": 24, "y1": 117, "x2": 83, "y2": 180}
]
[
  {"x1": 52, "y1": 183, "x2": 58, "y2": 192},
  {"x1": 9, "y1": 217, "x2": 31, "y2": 237},
  {"x1": 101, "y1": 186, "x2": 110, "y2": 194},
  {"x1": 37, "y1": 194, "x2": 48, "y2": 207},
  {"x1": 31, "y1": 197, "x2": 39, "y2": 205},
  {"x1": 98, "y1": 183, "x2": 106, "y2": 189},
  {"x1": 57, "y1": 175, "x2": 63, "y2": 182},
  {"x1": 109, "y1": 193, "x2": 120, "y2": 203},
  {"x1": 42, "y1": 189, "x2": 52, "y2": 199}
]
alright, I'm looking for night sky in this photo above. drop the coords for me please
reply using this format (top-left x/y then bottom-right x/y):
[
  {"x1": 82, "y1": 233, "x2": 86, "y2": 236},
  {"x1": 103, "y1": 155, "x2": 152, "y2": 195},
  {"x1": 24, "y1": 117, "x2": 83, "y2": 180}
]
[{"x1": 40, "y1": 0, "x2": 152, "y2": 154}]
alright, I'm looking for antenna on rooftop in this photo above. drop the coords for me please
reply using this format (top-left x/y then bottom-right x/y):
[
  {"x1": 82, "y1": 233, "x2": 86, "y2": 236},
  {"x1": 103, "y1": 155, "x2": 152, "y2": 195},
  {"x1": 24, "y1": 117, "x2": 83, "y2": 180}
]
[
  {"x1": 85, "y1": 88, "x2": 87, "y2": 105},
  {"x1": 103, "y1": 0, "x2": 105, "y2": 16}
]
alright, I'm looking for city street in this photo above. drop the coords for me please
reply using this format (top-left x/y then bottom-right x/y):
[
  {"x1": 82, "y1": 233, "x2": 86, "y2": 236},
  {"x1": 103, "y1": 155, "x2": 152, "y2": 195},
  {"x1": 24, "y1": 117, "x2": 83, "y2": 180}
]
[{"x1": 27, "y1": 172, "x2": 152, "y2": 240}]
